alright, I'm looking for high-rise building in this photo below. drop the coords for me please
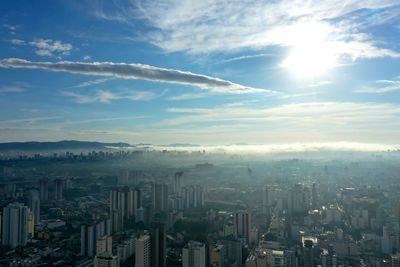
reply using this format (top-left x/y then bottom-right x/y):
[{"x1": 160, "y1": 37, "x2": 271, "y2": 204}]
[
  {"x1": 210, "y1": 244, "x2": 225, "y2": 267},
  {"x1": 96, "y1": 235, "x2": 113, "y2": 256},
  {"x1": 288, "y1": 183, "x2": 310, "y2": 215},
  {"x1": 303, "y1": 239, "x2": 314, "y2": 267},
  {"x1": 182, "y1": 185, "x2": 204, "y2": 209},
  {"x1": 110, "y1": 187, "x2": 141, "y2": 233},
  {"x1": 81, "y1": 220, "x2": 111, "y2": 257},
  {"x1": 174, "y1": 172, "x2": 183, "y2": 194},
  {"x1": 263, "y1": 185, "x2": 271, "y2": 216},
  {"x1": 54, "y1": 179, "x2": 64, "y2": 200},
  {"x1": 93, "y1": 235, "x2": 121, "y2": 267},
  {"x1": 311, "y1": 183, "x2": 319, "y2": 209},
  {"x1": 136, "y1": 234, "x2": 151, "y2": 267},
  {"x1": 93, "y1": 255, "x2": 119, "y2": 267},
  {"x1": 321, "y1": 245, "x2": 337, "y2": 267},
  {"x1": 152, "y1": 183, "x2": 169, "y2": 212},
  {"x1": 285, "y1": 249, "x2": 300, "y2": 267},
  {"x1": 151, "y1": 222, "x2": 166, "y2": 267},
  {"x1": 28, "y1": 189, "x2": 40, "y2": 224},
  {"x1": 2, "y1": 202, "x2": 30, "y2": 248},
  {"x1": 182, "y1": 241, "x2": 206, "y2": 267},
  {"x1": 39, "y1": 179, "x2": 49, "y2": 201},
  {"x1": 234, "y1": 210, "x2": 252, "y2": 244},
  {"x1": 392, "y1": 253, "x2": 400, "y2": 267},
  {"x1": 224, "y1": 237, "x2": 243, "y2": 266}
]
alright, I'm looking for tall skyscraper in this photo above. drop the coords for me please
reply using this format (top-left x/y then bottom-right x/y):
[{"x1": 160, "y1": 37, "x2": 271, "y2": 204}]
[
  {"x1": 288, "y1": 183, "x2": 310, "y2": 215},
  {"x1": 93, "y1": 235, "x2": 119, "y2": 267},
  {"x1": 2, "y1": 202, "x2": 30, "y2": 248},
  {"x1": 151, "y1": 222, "x2": 166, "y2": 267},
  {"x1": 110, "y1": 187, "x2": 141, "y2": 233},
  {"x1": 303, "y1": 239, "x2": 314, "y2": 267},
  {"x1": 39, "y1": 179, "x2": 49, "y2": 201},
  {"x1": 174, "y1": 171, "x2": 183, "y2": 194},
  {"x1": 233, "y1": 210, "x2": 252, "y2": 244},
  {"x1": 182, "y1": 185, "x2": 205, "y2": 209},
  {"x1": 54, "y1": 178, "x2": 64, "y2": 200},
  {"x1": 311, "y1": 183, "x2": 319, "y2": 209},
  {"x1": 183, "y1": 241, "x2": 206, "y2": 267},
  {"x1": 136, "y1": 234, "x2": 151, "y2": 267},
  {"x1": 96, "y1": 235, "x2": 113, "y2": 256},
  {"x1": 152, "y1": 182, "x2": 169, "y2": 212},
  {"x1": 263, "y1": 185, "x2": 271, "y2": 216},
  {"x1": 28, "y1": 189, "x2": 40, "y2": 224},
  {"x1": 224, "y1": 237, "x2": 243, "y2": 267},
  {"x1": 321, "y1": 244, "x2": 337, "y2": 267},
  {"x1": 81, "y1": 220, "x2": 111, "y2": 257}
]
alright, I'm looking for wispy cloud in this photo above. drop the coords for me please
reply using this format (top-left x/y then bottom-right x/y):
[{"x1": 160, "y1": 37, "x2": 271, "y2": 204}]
[
  {"x1": 164, "y1": 102, "x2": 400, "y2": 127},
  {"x1": 217, "y1": 53, "x2": 273, "y2": 64},
  {"x1": 93, "y1": 0, "x2": 400, "y2": 61},
  {"x1": 167, "y1": 93, "x2": 210, "y2": 101},
  {"x1": 355, "y1": 78, "x2": 400, "y2": 94},
  {"x1": 0, "y1": 58, "x2": 274, "y2": 94},
  {"x1": 63, "y1": 89, "x2": 158, "y2": 103},
  {"x1": 0, "y1": 116, "x2": 61, "y2": 125},
  {"x1": 0, "y1": 82, "x2": 28, "y2": 94},
  {"x1": 67, "y1": 78, "x2": 111, "y2": 89},
  {"x1": 9, "y1": 39, "x2": 25, "y2": 45}
]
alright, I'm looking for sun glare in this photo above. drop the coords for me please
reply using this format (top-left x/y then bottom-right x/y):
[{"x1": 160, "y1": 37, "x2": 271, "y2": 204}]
[{"x1": 281, "y1": 22, "x2": 338, "y2": 80}]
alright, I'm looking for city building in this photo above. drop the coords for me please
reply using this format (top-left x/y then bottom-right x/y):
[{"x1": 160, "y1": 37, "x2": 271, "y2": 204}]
[
  {"x1": 152, "y1": 182, "x2": 169, "y2": 212},
  {"x1": 182, "y1": 241, "x2": 206, "y2": 267},
  {"x1": 136, "y1": 234, "x2": 151, "y2": 267},
  {"x1": 2, "y1": 202, "x2": 30, "y2": 248},
  {"x1": 234, "y1": 210, "x2": 252, "y2": 244},
  {"x1": 151, "y1": 222, "x2": 166, "y2": 267},
  {"x1": 28, "y1": 189, "x2": 40, "y2": 224}
]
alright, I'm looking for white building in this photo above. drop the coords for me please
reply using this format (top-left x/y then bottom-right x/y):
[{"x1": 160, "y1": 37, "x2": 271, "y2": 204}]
[
  {"x1": 135, "y1": 234, "x2": 151, "y2": 267},
  {"x1": 2, "y1": 202, "x2": 30, "y2": 248},
  {"x1": 182, "y1": 241, "x2": 206, "y2": 267}
]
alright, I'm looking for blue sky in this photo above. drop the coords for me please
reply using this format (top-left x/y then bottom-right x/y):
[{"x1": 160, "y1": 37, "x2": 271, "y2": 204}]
[{"x1": 1, "y1": 0, "x2": 400, "y2": 145}]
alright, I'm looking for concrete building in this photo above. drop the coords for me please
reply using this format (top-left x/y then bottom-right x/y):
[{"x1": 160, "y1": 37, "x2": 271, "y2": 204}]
[
  {"x1": 136, "y1": 234, "x2": 151, "y2": 267},
  {"x1": 2, "y1": 202, "x2": 30, "y2": 248},
  {"x1": 183, "y1": 241, "x2": 206, "y2": 267}
]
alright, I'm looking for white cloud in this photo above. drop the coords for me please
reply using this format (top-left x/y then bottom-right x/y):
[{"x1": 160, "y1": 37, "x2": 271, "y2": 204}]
[
  {"x1": 29, "y1": 39, "x2": 73, "y2": 57},
  {"x1": 0, "y1": 58, "x2": 274, "y2": 94},
  {"x1": 7, "y1": 38, "x2": 73, "y2": 57},
  {"x1": 356, "y1": 78, "x2": 400, "y2": 94},
  {"x1": 95, "y1": 0, "x2": 400, "y2": 61},
  {"x1": 63, "y1": 89, "x2": 158, "y2": 103}
]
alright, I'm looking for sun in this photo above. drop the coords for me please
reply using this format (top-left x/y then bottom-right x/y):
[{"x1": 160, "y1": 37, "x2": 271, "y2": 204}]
[{"x1": 280, "y1": 22, "x2": 338, "y2": 80}]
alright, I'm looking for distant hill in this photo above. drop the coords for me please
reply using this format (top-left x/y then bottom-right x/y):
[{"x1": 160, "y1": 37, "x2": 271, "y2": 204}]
[{"x1": 0, "y1": 140, "x2": 133, "y2": 151}]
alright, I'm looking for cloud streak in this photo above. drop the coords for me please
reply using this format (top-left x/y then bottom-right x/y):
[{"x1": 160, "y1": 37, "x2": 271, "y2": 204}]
[
  {"x1": 0, "y1": 58, "x2": 272, "y2": 94},
  {"x1": 355, "y1": 78, "x2": 400, "y2": 94},
  {"x1": 63, "y1": 89, "x2": 158, "y2": 104}
]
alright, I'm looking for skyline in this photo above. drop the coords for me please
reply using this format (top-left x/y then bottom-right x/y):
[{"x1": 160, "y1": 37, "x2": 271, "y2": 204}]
[{"x1": 1, "y1": 1, "x2": 400, "y2": 145}]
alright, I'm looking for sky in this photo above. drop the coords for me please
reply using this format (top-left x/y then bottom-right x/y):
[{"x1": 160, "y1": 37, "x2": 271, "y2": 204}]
[{"x1": 1, "y1": 0, "x2": 400, "y2": 146}]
